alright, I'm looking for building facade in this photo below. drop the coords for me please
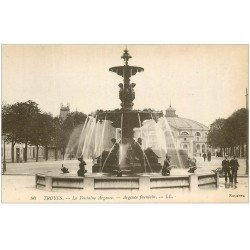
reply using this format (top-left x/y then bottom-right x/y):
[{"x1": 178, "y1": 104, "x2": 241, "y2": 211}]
[
  {"x1": 133, "y1": 105, "x2": 209, "y2": 157},
  {"x1": 165, "y1": 105, "x2": 209, "y2": 156},
  {"x1": 60, "y1": 103, "x2": 70, "y2": 121},
  {"x1": 2, "y1": 143, "x2": 44, "y2": 163}
]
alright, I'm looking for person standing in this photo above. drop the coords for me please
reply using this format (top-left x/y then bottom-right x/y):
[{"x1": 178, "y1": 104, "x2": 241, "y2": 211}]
[
  {"x1": 202, "y1": 152, "x2": 207, "y2": 162},
  {"x1": 207, "y1": 151, "x2": 211, "y2": 162},
  {"x1": 230, "y1": 155, "x2": 240, "y2": 183},
  {"x1": 222, "y1": 155, "x2": 231, "y2": 183}
]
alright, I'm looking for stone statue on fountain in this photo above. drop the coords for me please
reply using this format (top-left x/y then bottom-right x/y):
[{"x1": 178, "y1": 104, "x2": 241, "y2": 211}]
[
  {"x1": 119, "y1": 82, "x2": 136, "y2": 110},
  {"x1": 77, "y1": 157, "x2": 87, "y2": 177}
]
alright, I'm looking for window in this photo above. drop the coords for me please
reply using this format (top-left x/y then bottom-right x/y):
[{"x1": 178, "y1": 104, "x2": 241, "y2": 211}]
[
  {"x1": 184, "y1": 138, "x2": 187, "y2": 141},
  {"x1": 195, "y1": 132, "x2": 201, "y2": 136},
  {"x1": 181, "y1": 131, "x2": 189, "y2": 135}
]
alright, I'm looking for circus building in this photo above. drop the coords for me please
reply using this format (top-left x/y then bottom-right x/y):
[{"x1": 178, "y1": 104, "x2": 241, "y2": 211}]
[{"x1": 165, "y1": 105, "x2": 209, "y2": 156}]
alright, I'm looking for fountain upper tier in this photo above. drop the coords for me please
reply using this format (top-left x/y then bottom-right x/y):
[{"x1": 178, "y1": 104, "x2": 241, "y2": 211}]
[
  {"x1": 94, "y1": 109, "x2": 163, "y2": 128},
  {"x1": 93, "y1": 49, "x2": 163, "y2": 140},
  {"x1": 108, "y1": 49, "x2": 146, "y2": 110},
  {"x1": 109, "y1": 65, "x2": 144, "y2": 78}
]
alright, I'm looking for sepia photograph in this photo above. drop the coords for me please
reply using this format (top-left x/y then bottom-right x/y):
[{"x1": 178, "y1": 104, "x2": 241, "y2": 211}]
[
  {"x1": 1, "y1": 2, "x2": 250, "y2": 250},
  {"x1": 1, "y1": 44, "x2": 248, "y2": 203}
]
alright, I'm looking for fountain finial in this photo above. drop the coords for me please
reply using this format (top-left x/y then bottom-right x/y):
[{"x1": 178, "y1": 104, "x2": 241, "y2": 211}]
[{"x1": 121, "y1": 48, "x2": 132, "y2": 65}]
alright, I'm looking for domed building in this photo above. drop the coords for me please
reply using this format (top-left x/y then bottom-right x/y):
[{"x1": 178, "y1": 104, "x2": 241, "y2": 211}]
[{"x1": 165, "y1": 105, "x2": 209, "y2": 156}]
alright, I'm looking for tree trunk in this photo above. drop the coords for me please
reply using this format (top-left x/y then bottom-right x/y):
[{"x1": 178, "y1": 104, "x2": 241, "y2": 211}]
[
  {"x1": 55, "y1": 148, "x2": 58, "y2": 161},
  {"x1": 11, "y1": 140, "x2": 15, "y2": 163},
  {"x1": 246, "y1": 142, "x2": 248, "y2": 175},
  {"x1": 241, "y1": 143, "x2": 245, "y2": 157},
  {"x1": 36, "y1": 145, "x2": 39, "y2": 162},
  {"x1": 45, "y1": 145, "x2": 48, "y2": 161},
  {"x1": 24, "y1": 141, "x2": 28, "y2": 162}
]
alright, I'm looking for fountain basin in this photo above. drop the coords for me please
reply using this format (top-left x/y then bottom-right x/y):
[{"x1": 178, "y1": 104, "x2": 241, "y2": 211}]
[{"x1": 35, "y1": 172, "x2": 219, "y2": 192}]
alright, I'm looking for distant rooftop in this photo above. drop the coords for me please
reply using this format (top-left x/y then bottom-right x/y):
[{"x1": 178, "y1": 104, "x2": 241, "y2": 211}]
[
  {"x1": 60, "y1": 106, "x2": 70, "y2": 111},
  {"x1": 165, "y1": 105, "x2": 208, "y2": 130},
  {"x1": 165, "y1": 104, "x2": 177, "y2": 117}
]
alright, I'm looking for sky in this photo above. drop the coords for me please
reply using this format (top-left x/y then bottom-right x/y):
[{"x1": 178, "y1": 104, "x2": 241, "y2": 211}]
[{"x1": 2, "y1": 44, "x2": 248, "y2": 126}]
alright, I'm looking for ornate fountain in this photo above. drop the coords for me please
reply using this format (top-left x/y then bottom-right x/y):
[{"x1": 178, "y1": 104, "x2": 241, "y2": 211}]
[
  {"x1": 92, "y1": 49, "x2": 164, "y2": 174},
  {"x1": 35, "y1": 48, "x2": 220, "y2": 192}
]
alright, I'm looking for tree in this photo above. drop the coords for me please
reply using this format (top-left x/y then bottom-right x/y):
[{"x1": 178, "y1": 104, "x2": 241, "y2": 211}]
[
  {"x1": 207, "y1": 108, "x2": 248, "y2": 157},
  {"x1": 52, "y1": 117, "x2": 64, "y2": 160},
  {"x1": 58, "y1": 111, "x2": 87, "y2": 159},
  {"x1": 224, "y1": 108, "x2": 248, "y2": 156},
  {"x1": 2, "y1": 101, "x2": 88, "y2": 162},
  {"x1": 2, "y1": 101, "x2": 41, "y2": 162},
  {"x1": 2, "y1": 103, "x2": 16, "y2": 162},
  {"x1": 29, "y1": 112, "x2": 54, "y2": 162},
  {"x1": 207, "y1": 118, "x2": 227, "y2": 149},
  {"x1": 2, "y1": 103, "x2": 25, "y2": 162}
]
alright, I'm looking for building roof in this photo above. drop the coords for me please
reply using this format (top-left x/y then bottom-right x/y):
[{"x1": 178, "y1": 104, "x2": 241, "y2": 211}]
[
  {"x1": 60, "y1": 107, "x2": 70, "y2": 111},
  {"x1": 166, "y1": 116, "x2": 208, "y2": 130},
  {"x1": 166, "y1": 105, "x2": 175, "y2": 112},
  {"x1": 165, "y1": 104, "x2": 178, "y2": 117},
  {"x1": 165, "y1": 105, "x2": 208, "y2": 130}
]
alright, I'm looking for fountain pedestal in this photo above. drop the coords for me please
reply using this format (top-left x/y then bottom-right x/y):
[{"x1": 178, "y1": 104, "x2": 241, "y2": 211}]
[{"x1": 36, "y1": 172, "x2": 219, "y2": 192}]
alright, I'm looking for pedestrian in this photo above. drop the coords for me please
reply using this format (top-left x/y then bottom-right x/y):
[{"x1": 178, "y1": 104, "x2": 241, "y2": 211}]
[
  {"x1": 162, "y1": 154, "x2": 171, "y2": 176},
  {"x1": 207, "y1": 151, "x2": 211, "y2": 162},
  {"x1": 230, "y1": 155, "x2": 239, "y2": 184},
  {"x1": 202, "y1": 152, "x2": 207, "y2": 162},
  {"x1": 221, "y1": 155, "x2": 231, "y2": 183}
]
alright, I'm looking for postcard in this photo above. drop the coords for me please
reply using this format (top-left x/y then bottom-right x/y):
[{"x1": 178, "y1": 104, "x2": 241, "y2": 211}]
[{"x1": 1, "y1": 44, "x2": 248, "y2": 203}]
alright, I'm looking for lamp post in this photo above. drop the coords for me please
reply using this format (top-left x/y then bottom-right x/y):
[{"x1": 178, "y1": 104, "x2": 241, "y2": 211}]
[
  {"x1": 246, "y1": 88, "x2": 248, "y2": 175},
  {"x1": 2, "y1": 135, "x2": 6, "y2": 174}
]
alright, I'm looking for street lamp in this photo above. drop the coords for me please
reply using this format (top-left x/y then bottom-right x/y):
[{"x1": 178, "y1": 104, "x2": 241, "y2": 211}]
[
  {"x1": 2, "y1": 135, "x2": 6, "y2": 174},
  {"x1": 246, "y1": 88, "x2": 248, "y2": 175}
]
